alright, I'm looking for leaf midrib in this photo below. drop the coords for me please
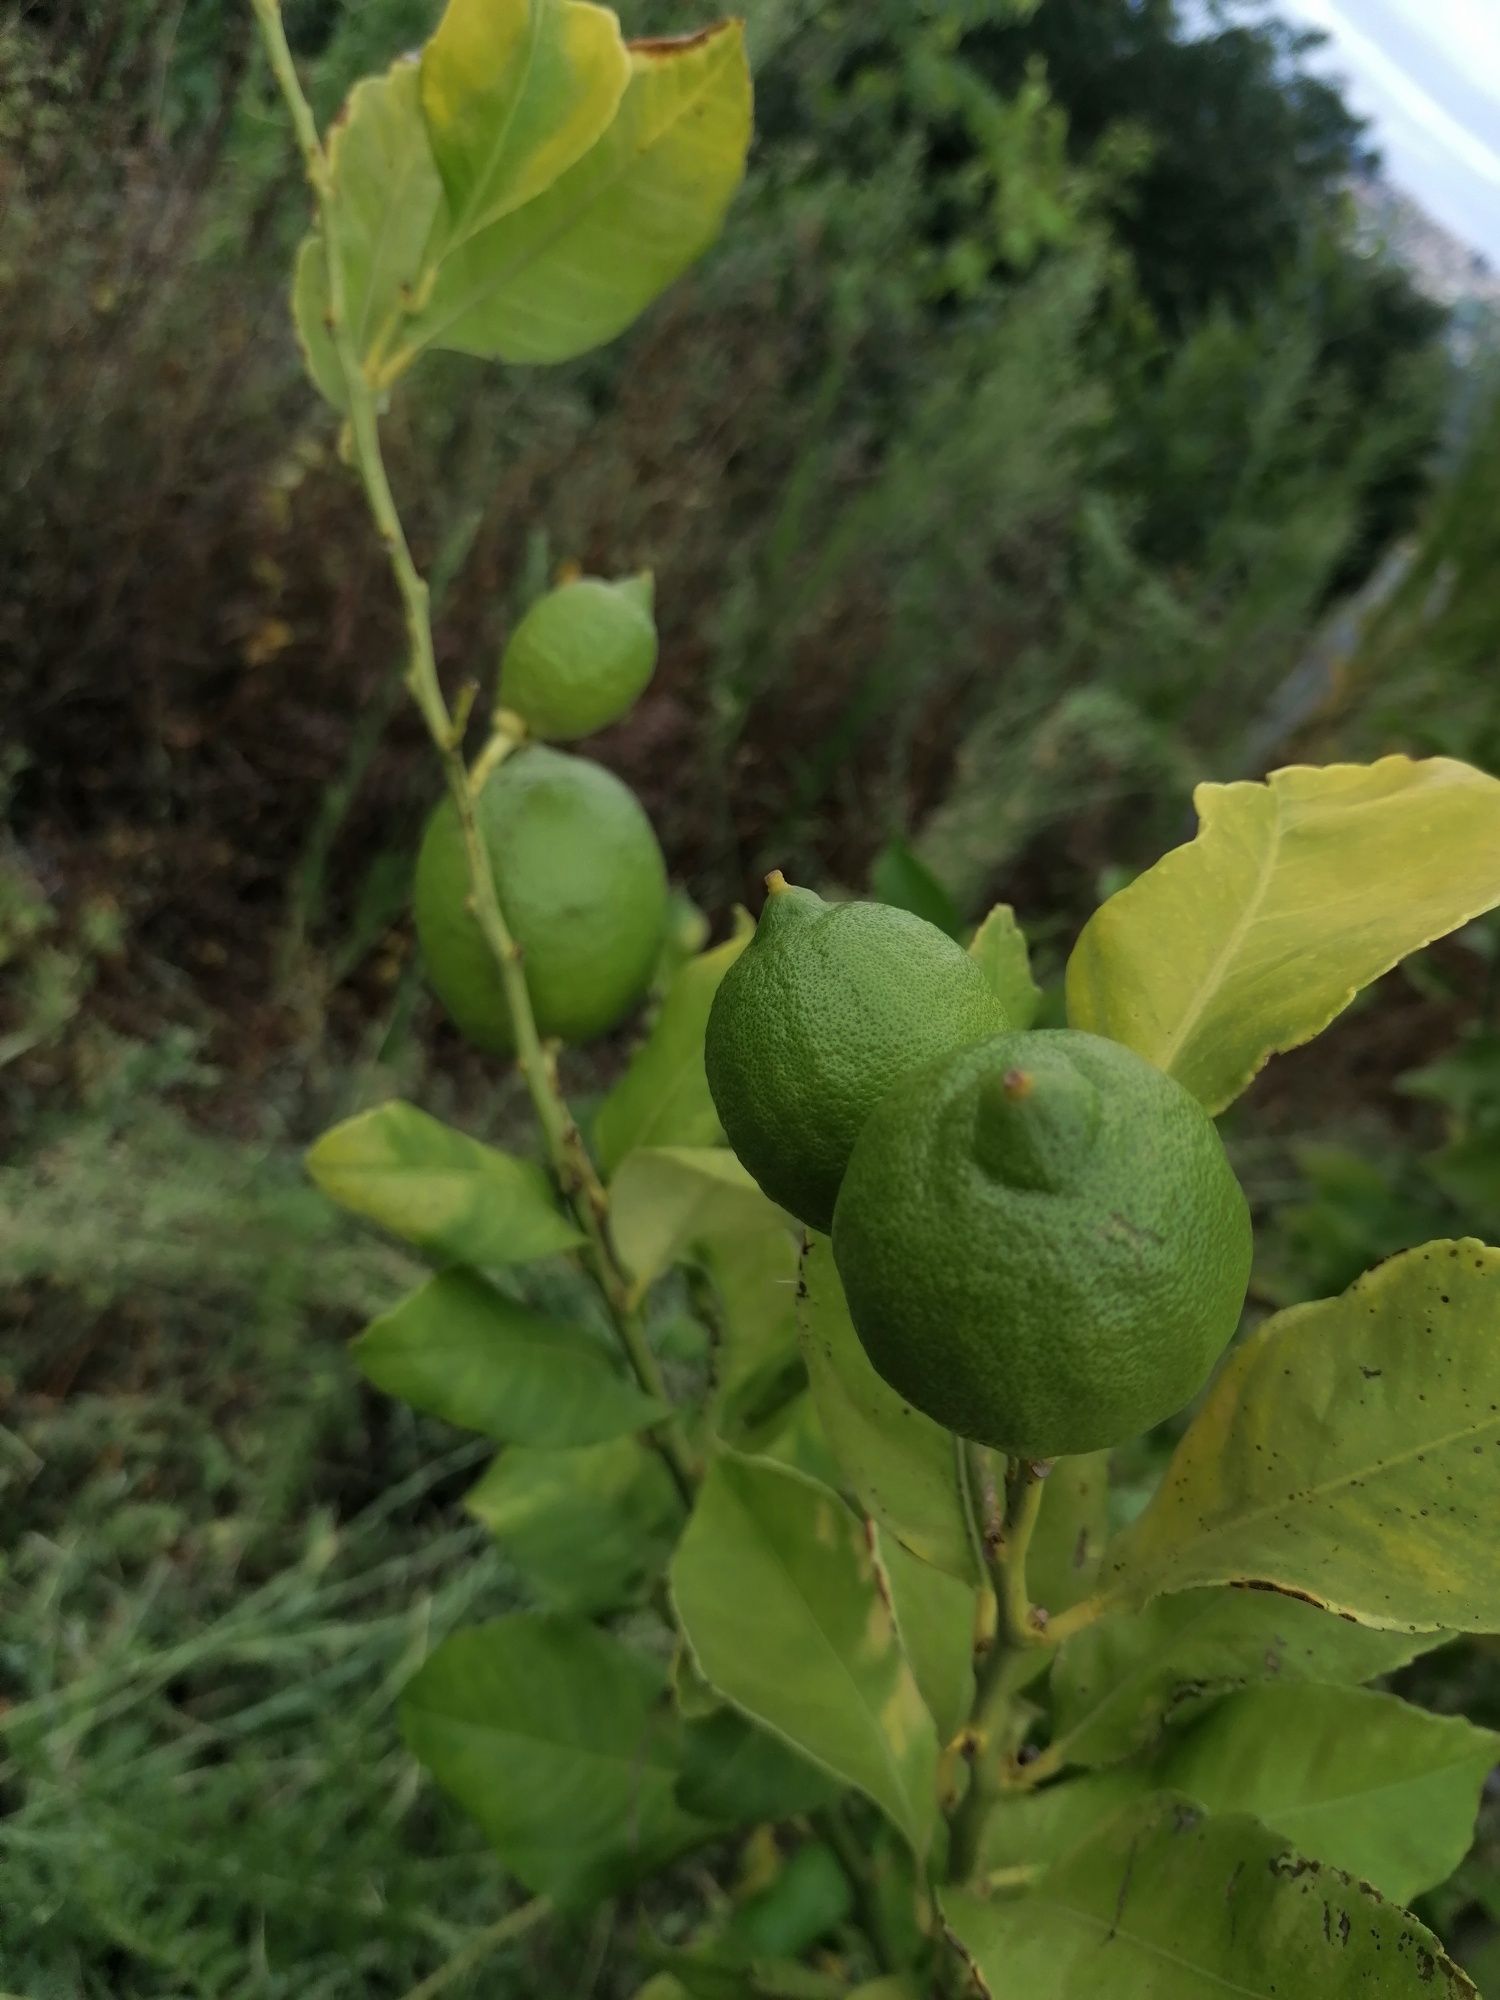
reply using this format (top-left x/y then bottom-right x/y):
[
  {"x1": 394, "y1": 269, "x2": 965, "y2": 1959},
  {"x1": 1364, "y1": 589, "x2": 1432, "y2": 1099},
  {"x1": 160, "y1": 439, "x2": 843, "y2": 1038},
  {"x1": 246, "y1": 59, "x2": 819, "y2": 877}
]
[
  {"x1": 1150, "y1": 789, "x2": 1281, "y2": 1076},
  {"x1": 411, "y1": 37, "x2": 732, "y2": 355}
]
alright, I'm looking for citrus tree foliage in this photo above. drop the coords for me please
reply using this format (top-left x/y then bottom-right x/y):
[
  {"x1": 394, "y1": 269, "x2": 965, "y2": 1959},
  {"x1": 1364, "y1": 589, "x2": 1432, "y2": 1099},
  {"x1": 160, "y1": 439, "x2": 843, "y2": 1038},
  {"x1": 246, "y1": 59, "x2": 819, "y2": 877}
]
[{"x1": 258, "y1": 2, "x2": 1500, "y2": 1993}]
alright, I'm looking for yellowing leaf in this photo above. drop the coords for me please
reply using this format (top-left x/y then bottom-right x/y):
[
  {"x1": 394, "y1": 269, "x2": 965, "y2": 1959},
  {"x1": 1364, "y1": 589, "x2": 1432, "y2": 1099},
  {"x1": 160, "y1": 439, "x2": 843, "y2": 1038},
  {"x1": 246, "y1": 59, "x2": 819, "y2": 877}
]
[
  {"x1": 292, "y1": 59, "x2": 443, "y2": 407},
  {"x1": 1093, "y1": 1239, "x2": 1500, "y2": 1630},
  {"x1": 1067, "y1": 756, "x2": 1500, "y2": 1113},
  {"x1": 420, "y1": 0, "x2": 630, "y2": 241},
  {"x1": 400, "y1": 23, "x2": 751, "y2": 368}
]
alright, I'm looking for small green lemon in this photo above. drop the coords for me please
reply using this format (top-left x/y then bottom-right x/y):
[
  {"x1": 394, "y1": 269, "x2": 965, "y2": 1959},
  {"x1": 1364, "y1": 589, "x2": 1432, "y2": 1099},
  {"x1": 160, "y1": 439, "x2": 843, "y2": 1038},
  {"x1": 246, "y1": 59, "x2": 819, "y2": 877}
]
[
  {"x1": 498, "y1": 574, "x2": 657, "y2": 741},
  {"x1": 832, "y1": 1029, "x2": 1251, "y2": 1459},
  {"x1": 704, "y1": 879, "x2": 1011, "y2": 1232},
  {"x1": 414, "y1": 745, "x2": 667, "y2": 1054}
]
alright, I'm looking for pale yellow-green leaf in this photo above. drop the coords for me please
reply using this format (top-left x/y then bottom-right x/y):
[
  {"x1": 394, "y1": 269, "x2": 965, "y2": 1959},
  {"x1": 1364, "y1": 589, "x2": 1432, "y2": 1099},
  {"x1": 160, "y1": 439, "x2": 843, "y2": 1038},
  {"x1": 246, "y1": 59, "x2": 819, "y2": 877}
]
[
  {"x1": 1067, "y1": 755, "x2": 1500, "y2": 1112},
  {"x1": 608, "y1": 1145, "x2": 771, "y2": 1291},
  {"x1": 291, "y1": 59, "x2": 444, "y2": 408},
  {"x1": 421, "y1": 0, "x2": 630, "y2": 242},
  {"x1": 671, "y1": 1453, "x2": 941, "y2": 1856},
  {"x1": 401, "y1": 23, "x2": 751, "y2": 367},
  {"x1": 797, "y1": 1236, "x2": 978, "y2": 1582},
  {"x1": 306, "y1": 1100, "x2": 583, "y2": 1264},
  {"x1": 1093, "y1": 1239, "x2": 1500, "y2": 1630}
]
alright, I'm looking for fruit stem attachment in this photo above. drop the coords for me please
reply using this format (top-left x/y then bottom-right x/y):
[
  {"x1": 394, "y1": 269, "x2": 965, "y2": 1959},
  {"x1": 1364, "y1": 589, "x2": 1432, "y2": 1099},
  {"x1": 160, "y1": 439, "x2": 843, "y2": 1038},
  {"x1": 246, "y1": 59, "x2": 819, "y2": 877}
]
[
  {"x1": 250, "y1": 0, "x2": 695, "y2": 1507},
  {"x1": 945, "y1": 1449, "x2": 1051, "y2": 1886}
]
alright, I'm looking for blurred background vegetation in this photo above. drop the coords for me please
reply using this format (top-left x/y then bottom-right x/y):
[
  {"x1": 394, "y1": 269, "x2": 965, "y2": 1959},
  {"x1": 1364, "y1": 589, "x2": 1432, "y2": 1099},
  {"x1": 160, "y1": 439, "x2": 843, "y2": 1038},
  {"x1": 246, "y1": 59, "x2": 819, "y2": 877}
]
[{"x1": 4, "y1": 0, "x2": 1500, "y2": 1993}]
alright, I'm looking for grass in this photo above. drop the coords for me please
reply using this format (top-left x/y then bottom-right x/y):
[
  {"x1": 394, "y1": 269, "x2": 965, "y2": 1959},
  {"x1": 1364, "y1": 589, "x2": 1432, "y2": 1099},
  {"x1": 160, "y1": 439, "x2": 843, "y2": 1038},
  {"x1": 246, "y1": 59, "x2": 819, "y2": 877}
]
[{"x1": 0, "y1": 1064, "x2": 604, "y2": 2000}]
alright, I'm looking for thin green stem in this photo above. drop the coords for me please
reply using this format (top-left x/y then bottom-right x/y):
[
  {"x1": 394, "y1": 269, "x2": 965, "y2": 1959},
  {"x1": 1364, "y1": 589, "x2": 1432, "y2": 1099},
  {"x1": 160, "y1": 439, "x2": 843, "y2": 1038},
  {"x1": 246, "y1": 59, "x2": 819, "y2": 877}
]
[
  {"x1": 248, "y1": 0, "x2": 695, "y2": 1505},
  {"x1": 814, "y1": 1805, "x2": 899, "y2": 1975},
  {"x1": 397, "y1": 1897, "x2": 552, "y2": 2000},
  {"x1": 944, "y1": 1451, "x2": 1052, "y2": 1885}
]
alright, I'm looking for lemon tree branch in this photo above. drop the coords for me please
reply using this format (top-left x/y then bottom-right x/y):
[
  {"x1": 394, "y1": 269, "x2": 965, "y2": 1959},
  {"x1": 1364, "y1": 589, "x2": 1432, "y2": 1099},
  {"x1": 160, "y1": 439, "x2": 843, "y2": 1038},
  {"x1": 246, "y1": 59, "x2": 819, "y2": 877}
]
[{"x1": 248, "y1": 0, "x2": 695, "y2": 1504}]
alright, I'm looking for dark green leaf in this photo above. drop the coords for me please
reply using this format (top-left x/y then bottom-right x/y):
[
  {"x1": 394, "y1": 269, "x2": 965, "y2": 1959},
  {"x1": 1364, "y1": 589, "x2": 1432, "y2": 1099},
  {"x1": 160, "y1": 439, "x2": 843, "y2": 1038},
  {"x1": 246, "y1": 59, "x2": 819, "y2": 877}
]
[
  {"x1": 870, "y1": 838, "x2": 962, "y2": 938},
  {"x1": 401, "y1": 1614, "x2": 708, "y2": 1904},
  {"x1": 675, "y1": 1709, "x2": 843, "y2": 1824}
]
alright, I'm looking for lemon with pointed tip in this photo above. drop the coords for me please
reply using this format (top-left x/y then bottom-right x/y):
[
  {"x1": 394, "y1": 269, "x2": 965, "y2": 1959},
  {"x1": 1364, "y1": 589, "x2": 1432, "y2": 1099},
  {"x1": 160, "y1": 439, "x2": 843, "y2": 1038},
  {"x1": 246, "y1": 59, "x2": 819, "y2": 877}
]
[
  {"x1": 704, "y1": 878, "x2": 1012, "y2": 1232},
  {"x1": 414, "y1": 744, "x2": 667, "y2": 1054},
  {"x1": 499, "y1": 573, "x2": 657, "y2": 741},
  {"x1": 831, "y1": 1029, "x2": 1252, "y2": 1458}
]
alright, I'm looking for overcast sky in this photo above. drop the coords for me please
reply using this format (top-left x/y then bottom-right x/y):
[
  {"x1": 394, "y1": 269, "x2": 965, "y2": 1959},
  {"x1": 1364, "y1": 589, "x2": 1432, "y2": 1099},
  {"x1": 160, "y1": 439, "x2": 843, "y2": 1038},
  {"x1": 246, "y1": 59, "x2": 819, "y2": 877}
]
[{"x1": 1266, "y1": 0, "x2": 1500, "y2": 263}]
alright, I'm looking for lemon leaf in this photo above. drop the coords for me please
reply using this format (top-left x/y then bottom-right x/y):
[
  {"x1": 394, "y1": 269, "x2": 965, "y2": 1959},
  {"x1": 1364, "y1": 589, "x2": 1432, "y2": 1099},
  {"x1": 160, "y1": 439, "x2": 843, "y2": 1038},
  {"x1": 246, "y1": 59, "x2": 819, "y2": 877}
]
[
  {"x1": 466, "y1": 1437, "x2": 678, "y2": 1614},
  {"x1": 291, "y1": 58, "x2": 443, "y2": 408},
  {"x1": 420, "y1": 0, "x2": 629, "y2": 242},
  {"x1": 607, "y1": 1145, "x2": 800, "y2": 1444},
  {"x1": 306, "y1": 1100, "x2": 584, "y2": 1264},
  {"x1": 401, "y1": 1615, "x2": 709, "y2": 1903},
  {"x1": 1157, "y1": 1684, "x2": 1498, "y2": 1905},
  {"x1": 1067, "y1": 755, "x2": 1500, "y2": 1113},
  {"x1": 968, "y1": 903, "x2": 1042, "y2": 1027},
  {"x1": 1049, "y1": 1587, "x2": 1440, "y2": 1771},
  {"x1": 402, "y1": 23, "x2": 751, "y2": 367},
  {"x1": 351, "y1": 1268, "x2": 667, "y2": 1445},
  {"x1": 671, "y1": 1453, "x2": 941, "y2": 1858},
  {"x1": 946, "y1": 1797, "x2": 1477, "y2": 1999},
  {"x1": 596, "y1": 924, "x2": 751, "y2": 1175},
  {"x1": 798, "y1": 1236, "x2": 980, "y2": 1582},
  {"x1": 1093, "y1": 1239, "x2": 1500, "y2": 1630}
]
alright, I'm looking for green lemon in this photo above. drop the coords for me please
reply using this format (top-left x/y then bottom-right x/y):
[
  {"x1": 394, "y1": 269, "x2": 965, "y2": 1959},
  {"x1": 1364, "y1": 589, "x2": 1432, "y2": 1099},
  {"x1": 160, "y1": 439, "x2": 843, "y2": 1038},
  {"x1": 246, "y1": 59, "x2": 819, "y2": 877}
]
[
  {"x1": 498, "y1": 574, "x2": 657, "y2": 741},
  {"x1": 414, "y1": 745, "x2": 667, "y2": 1054},
  {"x1": 704, "y1": 879, "x2": 1012, "y2": 1232},
  {"x1": 831, "y1": 1029, "x2": 1252, "y2": 1459}
]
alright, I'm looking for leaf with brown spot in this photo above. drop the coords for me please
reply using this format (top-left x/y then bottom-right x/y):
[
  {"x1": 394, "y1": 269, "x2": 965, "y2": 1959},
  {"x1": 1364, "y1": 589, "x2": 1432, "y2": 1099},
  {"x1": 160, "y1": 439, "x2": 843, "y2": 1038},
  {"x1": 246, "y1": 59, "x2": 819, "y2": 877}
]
[
  {"x1": 1088, "y1": 1240, "x2": 1500, "y2": 1632},
  {"x1": 947, "y1": 1794, "x2": 1477, "y2": 1997}
]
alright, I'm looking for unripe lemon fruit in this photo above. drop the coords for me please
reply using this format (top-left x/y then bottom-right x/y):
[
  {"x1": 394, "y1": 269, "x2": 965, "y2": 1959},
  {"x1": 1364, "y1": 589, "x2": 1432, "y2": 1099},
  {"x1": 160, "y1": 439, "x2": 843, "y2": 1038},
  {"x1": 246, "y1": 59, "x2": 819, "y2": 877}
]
[
  {"x1": 704, "y1": 879, "x2": 1011, "y2": 1232},
  {"x1": 832, "y1": 1029, "x2": 1251, "y2": 1459},
  {"x1": 498, "y1": 574, "x2": 657, "y2": 741},
  {"x1": 414, "y1": 745, "x2": 667, "y2": 1054}
]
